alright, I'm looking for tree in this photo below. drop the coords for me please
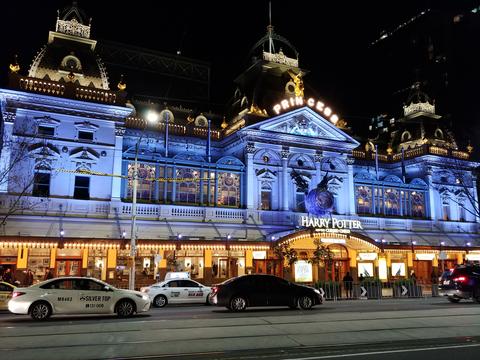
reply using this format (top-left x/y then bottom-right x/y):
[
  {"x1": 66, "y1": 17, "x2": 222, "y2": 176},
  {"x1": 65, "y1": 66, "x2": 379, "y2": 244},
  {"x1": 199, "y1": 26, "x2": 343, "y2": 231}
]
[
  {"x1": 273, "y1": 242, "x2": 298, "y2": 279},
  {"x1": 0, "y1": 120, "x2": 49, "y2": 228},
  {"x1": 310, "y1": 239, "x2": 334, "y2": 281}
]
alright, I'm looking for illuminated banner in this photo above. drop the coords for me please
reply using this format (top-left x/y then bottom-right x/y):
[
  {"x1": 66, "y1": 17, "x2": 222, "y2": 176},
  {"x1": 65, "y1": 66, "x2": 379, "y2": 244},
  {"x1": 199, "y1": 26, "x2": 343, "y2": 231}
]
[
  {"x1": 294, "y1": 260, "x2": 313, "y2": 282},
  {"x1": 272, "y1": 96, "x2": 339, "y2": 125},
  {"x1": 300, "y1": 216, "x2": 363, "y2": 231}
]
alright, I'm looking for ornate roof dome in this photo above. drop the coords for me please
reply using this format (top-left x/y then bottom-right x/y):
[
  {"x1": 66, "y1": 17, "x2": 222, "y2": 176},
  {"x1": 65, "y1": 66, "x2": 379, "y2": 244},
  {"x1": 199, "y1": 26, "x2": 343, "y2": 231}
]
[
  {"x1": 27, "y1": 3, "x2": 109, "y2": 90},
  {"x1": 403, "y1": 82, "x2": 435, "y2": 116}
]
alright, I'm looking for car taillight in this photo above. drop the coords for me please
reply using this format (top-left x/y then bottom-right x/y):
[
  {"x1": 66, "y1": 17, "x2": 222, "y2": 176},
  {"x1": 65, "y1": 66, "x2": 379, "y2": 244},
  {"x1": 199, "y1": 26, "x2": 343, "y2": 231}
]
[
  {"x1": 211, "y1": 286, "x2": 219, "y2": 295},
  {"x1": 453, "y1": 276, "x2": 467, "y2": 283},
  {"x1": 12, "y1": 291, "x2": 26, "y2": 298}
]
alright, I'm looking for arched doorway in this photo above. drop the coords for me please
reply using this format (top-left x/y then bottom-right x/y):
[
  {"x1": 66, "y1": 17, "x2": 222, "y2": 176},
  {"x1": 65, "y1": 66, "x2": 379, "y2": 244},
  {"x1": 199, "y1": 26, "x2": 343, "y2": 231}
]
[{"x1": 320, "y1": 244, "x2": 349, "y2": 282}]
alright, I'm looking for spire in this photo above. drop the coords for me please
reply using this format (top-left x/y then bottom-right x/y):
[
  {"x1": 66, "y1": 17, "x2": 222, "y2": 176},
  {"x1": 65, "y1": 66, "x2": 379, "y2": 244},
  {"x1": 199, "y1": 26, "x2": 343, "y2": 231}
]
[
  {"x1": 56, "y1": 1, "x2": 91, "y2": 38},
  {"x1": 117, "y1": 74, "x2": 126, "y2": 91},
  {"x1": 9, "y1": 54, "x2": 20, "y2": 73},
  {"x1": 267, "y1": 1, "x2": 274, "y2": 54}
]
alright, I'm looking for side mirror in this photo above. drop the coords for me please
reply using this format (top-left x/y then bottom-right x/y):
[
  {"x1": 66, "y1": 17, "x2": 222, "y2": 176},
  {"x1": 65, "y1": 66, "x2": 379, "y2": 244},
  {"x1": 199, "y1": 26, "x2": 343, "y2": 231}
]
[{"x1": 103, "y1": 285, "x2": 113, "y2": 292}]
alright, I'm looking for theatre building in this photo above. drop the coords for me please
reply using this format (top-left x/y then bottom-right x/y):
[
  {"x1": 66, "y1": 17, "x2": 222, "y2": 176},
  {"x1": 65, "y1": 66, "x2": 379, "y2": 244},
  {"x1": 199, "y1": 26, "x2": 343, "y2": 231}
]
[{"x1": 0, "y1": 5, "x2": 478, "y2": 288}]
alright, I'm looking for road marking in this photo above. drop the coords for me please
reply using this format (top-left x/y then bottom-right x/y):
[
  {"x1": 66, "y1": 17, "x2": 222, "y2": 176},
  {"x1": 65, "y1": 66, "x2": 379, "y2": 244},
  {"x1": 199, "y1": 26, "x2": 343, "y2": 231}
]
[{"x1": 286, "y1": 343, "x2": 480, "y2": 359}]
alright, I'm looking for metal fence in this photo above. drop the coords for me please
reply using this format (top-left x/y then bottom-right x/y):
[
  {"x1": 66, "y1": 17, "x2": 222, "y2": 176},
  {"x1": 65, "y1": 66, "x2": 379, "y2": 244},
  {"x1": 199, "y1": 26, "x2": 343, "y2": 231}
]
[{"x1": 314, "y1": 281, "x2": 440, "y2": 301}]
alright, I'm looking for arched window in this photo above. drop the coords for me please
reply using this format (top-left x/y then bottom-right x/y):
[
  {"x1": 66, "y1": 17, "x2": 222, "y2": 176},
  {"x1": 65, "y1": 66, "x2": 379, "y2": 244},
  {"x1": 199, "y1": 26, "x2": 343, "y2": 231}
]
[
  {"x1": 295, "y1": 188, "x2": 306, "y2": 212},
  {"x1": 217, "y1": 172, "x2": 240, "y2": 207},
  {"x1": 401, "y1": 131, "x2": 412, "y2": 142},
  {"x1": 355, "y1": 186, "x2": 372, "y2": 214},
  {"x1": 385, "y1": 189, "x2": 400, "y2": 216},
  {"x1": 328, "y1": 244, "x2": 348, "y2": 259},
  {"x1": 434, "y1": 128, "x2": 444, "y2": 139},
  {"x1": 176, "y1": 168, "x2": 199, "y2": 204},
  {"x1": 127, "y1": 163, "x2": 155, "y2": 200},
  {"x1": 410, "y1": 191, "x2": 425, "y2": 218}
]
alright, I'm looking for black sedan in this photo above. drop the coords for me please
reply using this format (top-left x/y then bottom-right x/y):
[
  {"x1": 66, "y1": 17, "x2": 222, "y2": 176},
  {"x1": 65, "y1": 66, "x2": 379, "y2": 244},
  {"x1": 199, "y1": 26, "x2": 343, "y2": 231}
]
[
  {"x1": 438, "y1": 264, "x2": 480, "y2": 303},
  {"x1": 209, "y1": 274, "x2": 323, "y2": 311}
]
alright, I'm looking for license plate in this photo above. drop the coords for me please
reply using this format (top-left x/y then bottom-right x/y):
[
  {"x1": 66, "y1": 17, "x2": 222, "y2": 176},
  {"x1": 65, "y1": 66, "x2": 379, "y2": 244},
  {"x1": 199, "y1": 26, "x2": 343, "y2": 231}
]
[{"x1": 443, "y1": 280, "x2": 450, "y2": 285}]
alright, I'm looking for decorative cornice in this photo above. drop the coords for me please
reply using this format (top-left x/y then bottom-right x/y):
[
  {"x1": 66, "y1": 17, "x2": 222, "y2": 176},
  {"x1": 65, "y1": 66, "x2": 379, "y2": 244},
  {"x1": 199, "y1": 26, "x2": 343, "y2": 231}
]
[{"x1": 245, "y1": 142, "x2": 256, "y2": 154}]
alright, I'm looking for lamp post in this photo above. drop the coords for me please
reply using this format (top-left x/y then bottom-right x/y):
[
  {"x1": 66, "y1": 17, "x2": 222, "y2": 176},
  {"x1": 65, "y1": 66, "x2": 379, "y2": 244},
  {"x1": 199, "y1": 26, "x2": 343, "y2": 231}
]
[{"x1": 128, "y1": 110, "x2": 160, "y2": 290}]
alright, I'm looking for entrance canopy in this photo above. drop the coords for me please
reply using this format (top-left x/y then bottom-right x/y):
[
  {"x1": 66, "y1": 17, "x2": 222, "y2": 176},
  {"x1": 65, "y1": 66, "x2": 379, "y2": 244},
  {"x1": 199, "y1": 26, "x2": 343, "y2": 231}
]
[{"x1": 276, "y1": 229, "x2": 380, "y2": 251}]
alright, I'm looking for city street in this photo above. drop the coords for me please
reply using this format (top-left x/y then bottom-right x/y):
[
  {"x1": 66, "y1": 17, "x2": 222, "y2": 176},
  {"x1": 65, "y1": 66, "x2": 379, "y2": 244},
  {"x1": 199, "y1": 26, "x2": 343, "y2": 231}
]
[{"x1": 2, "y1": 297, "x2": 480, "y2": 359}]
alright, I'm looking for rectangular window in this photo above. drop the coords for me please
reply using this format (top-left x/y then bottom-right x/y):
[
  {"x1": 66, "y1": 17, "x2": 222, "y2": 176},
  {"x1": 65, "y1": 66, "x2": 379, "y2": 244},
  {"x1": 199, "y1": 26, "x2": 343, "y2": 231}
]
[
  {"x1": 37, "y1": 126, "x2": 54, "y2": 137},
  {"x1": 260, "y1": 191, "x2": 271, "y2": 210},
  {"x1": 32, "y1": 173, "x2": 50, "y2": 197},
  {"x1": 442, "y1": 204, "x2": 450, "y2": 221},
  {"x1": 74, "y1": 176, "x2": 90, "y2": 200},
  {"x1": 78, "y1": 131, "x2": 94, "y2": 141},
  {"x1": 296, "y1": 192, "x2": 305, "y2": 212},
  {"x1": 459, "y1": 205, "x2": 466, "y2": 222}
]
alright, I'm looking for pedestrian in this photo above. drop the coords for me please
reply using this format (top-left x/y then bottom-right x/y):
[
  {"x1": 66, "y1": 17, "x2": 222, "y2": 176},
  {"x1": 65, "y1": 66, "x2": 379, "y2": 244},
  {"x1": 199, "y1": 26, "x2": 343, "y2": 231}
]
[
  {"x1": 25, "y1": 269, "x2": 34, "y2": 286},
  {"x1": 410, "y1": 270, "x2": 417, "y2": 283},
  {"x1": 343, "y1": 272, "x2": 354, "y2": 299},
  {"x1": 358, "y1": 273, "x2": 365, "y2": 283},
  {"x1": 44, "y1": 268, "x2": 54, "y2": 280},
  {"x1": 2, "y1": 268, "x2": 14, "y2": 284}
]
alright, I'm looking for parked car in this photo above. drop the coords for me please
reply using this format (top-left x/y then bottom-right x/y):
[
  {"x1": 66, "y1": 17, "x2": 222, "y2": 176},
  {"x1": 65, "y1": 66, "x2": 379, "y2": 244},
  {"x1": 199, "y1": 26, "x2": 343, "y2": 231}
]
[
  {"x1": 141, "y1": 278, "x2": 212, "y2": 307},
  {"x1": 209, "y1": 274, "x2": 323, "y2": 311},
  {"x1": 438, "y1": 264, "x2": 480, "y2": 303},
  {"x1": 0, "y1": 281, "x2": 15, "y2": 310},
  {"x1": 8, "y1": 277, "x2": 151, "y2": 320}
]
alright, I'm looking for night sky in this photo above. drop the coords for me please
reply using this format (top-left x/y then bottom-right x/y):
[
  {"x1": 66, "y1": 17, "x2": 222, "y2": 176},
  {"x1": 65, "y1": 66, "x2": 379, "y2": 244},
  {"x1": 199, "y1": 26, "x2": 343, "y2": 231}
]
[{"x1": 1, "y1": 0, "x2": 479, "y2": 152}]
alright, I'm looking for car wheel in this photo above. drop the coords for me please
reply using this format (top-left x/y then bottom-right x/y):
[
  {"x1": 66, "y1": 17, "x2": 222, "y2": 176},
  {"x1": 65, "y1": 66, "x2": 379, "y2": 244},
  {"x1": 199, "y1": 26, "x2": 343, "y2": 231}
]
[
  {"x1": 153, "y1": 295, "x2": 168, "y2": 308},
  {"x1": 447, "y1": 296, "x2": 461, "y2": 303},
  {"x1": 299, "y1": 296, "x2": 313, "y2": 310},
  {"x1": 30, "y1": 301, "x2": 52, "y2": 321},
  {"x1": 116, "y1": 299, "x2": 135, "y2": 317},
  {"x1": 229, "y1": 296, "x2": 247, "y2": 311}
]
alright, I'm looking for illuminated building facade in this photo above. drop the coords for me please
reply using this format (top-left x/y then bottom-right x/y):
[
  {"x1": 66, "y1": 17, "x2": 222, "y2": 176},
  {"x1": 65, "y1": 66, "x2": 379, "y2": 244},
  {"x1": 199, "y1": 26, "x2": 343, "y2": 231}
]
[{"x1": 0, "y1": 5, "x2": 478, "y2": 287}]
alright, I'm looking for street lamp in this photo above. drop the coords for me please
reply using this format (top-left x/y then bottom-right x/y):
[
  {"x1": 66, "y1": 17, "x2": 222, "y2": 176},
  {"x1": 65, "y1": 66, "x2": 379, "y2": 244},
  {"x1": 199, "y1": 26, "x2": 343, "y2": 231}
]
[{"x1": 128, "y1": 109, "x2": 161, "y2": 290}]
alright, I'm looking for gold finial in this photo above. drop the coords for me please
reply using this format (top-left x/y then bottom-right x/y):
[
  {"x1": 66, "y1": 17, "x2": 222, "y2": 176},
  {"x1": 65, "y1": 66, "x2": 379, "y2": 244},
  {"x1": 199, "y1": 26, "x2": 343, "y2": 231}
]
[
  {"x1": 287, "y1": 69, "x2": 304, "y2": 97},
  {"x1": 221, "y1": 116, "x2": 228, "y2": 129},
  {"x1": 387, "y1": 144, "x2": 393, "y2": 155},
  {"x1": 186, "y1": 114, "x2": 194, "y2": 124},
  {"x1": 9, "y1": 54, "x2": 20, "y2": 73},
  {"x1": 117, "y1": 74, "x2": 126, "y2": 91},
  {"x1": 67, "y1": 70, "x2": 75, "y2": 81},
  {"x1": 467, "y1": 141, "x2": 473, "y2": 154}
]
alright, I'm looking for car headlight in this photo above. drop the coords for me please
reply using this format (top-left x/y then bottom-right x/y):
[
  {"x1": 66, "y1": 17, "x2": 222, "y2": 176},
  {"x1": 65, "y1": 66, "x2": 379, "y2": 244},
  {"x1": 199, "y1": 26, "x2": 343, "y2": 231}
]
[{"x1": 135, "y1": 294, "x2": 150, "y2": 301}]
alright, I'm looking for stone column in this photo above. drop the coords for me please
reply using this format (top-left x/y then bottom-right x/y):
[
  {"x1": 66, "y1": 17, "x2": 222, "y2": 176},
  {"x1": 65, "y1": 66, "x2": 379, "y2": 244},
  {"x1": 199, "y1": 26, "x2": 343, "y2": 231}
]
[
  {"x1": 347, "y1": 157, "x2": 356, "y2": 215},
  {"x1": 0, "y1": 117, "x2": 14, "y2": 193},
  {"x1": 245, "y1": 142, "x2": 255, "y2": 209},
  {"x1": 314, "y1": 151, "x2": 322, "y2": 186},
  {"x1": 281, "y1": 147, "x2": 289, "y2": 211},
  {"x1": 426, "y1": 166, "x2": 437, "y2": 220},
  {"x1": 111, "y1": 127, "x2": 125, "y2": 201}
]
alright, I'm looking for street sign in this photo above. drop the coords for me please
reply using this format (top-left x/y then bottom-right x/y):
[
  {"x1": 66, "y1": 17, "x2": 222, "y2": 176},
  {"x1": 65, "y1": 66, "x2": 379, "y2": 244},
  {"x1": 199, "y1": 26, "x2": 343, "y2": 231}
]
[
  {"x1": 439, "y1": 251, "x2": 447, "y2": 260},
  {"x1": 401, "y1": 285, "x2": 408, "y2": 296},
  {"x1": 154, "y1": 254, "x2": 162, "y2": 265},
  {"x1": 360, "y1": 286, "x2": 367, "y2": 297}
]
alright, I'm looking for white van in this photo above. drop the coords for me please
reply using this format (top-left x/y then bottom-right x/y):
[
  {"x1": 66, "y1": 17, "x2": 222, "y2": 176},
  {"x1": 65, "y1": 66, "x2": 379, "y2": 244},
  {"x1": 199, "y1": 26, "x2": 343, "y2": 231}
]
[{"x1": 164, "y1": 271, "x2": 191, "y2": 281}]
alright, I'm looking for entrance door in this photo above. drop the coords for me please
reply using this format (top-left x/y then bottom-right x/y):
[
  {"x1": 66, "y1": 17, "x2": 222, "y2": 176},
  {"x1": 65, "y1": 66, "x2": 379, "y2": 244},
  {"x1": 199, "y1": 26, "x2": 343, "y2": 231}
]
[
  {"x1": 323, "y1": 260, "x2": 349, "y2": 282},
  {"x1": 56, "y1": 259, "x2": 81, "y2": 277},
  {"x1": 413, "y1": 260, "x2": 432, "y2": 283},
  {"x1": 253, "y1": 260, "x2": 283, "y2": 276}
]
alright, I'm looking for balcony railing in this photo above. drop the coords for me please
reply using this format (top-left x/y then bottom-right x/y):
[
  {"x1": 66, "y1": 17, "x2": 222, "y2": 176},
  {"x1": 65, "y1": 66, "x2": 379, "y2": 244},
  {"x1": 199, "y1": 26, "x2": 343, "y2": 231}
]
[
  {"x1": 0, "y1": 195, "x2": 477, "y2": 234},
  {"x1": 353, "y1": 144, "x2": 470, "y2": 162}
]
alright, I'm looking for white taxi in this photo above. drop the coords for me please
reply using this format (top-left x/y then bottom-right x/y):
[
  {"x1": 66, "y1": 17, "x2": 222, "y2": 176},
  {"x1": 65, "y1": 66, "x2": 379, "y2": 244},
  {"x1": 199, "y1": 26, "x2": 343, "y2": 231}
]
[
  {"x1": 141, "y1": 278, "x2": 212, "y2": 307},
  {"x1": 8, "y1": 277, "x2": 150, "y2": 320},
  {"x1": 0, "y1": 281, "x2": 15, "y2": 310}
]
